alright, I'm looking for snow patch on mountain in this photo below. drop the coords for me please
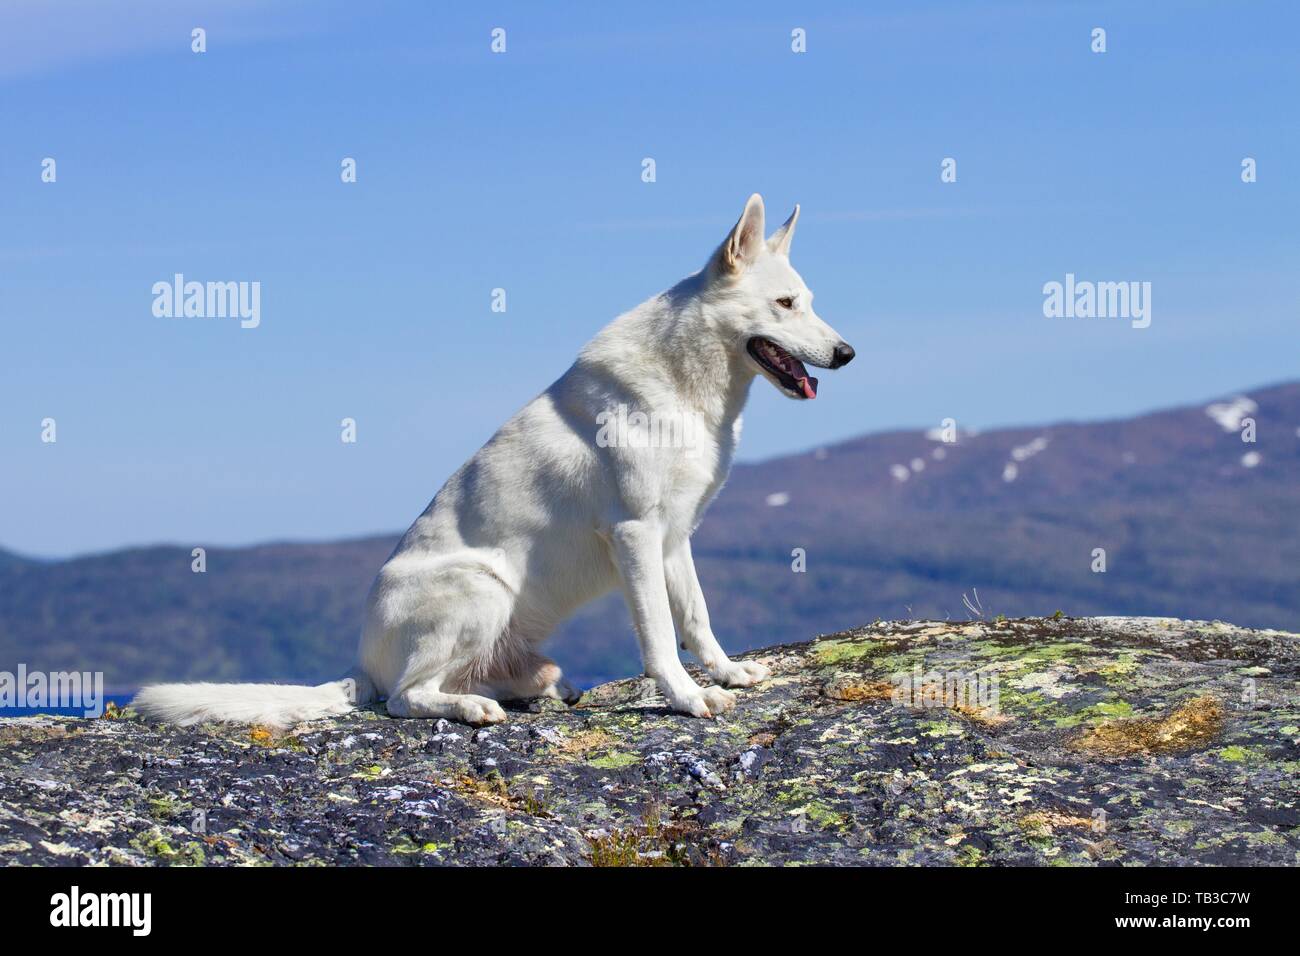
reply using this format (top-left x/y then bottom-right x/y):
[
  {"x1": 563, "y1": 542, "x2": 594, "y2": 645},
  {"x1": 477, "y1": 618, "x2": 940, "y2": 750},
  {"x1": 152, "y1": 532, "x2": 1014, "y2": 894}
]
[{"x1": 1205, "y1": 396, "x2": 1256, "y2": 432}]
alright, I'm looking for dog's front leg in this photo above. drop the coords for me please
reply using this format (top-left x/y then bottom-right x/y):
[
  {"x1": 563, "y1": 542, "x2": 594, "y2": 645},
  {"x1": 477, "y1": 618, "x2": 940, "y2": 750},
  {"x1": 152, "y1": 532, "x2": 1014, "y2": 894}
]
[
  {"x1": 664, "y1": 538, "x2": 770, "y2": 688},
  {"x1": 611, "y1": 520, "x2": 736, "y2": 718}
]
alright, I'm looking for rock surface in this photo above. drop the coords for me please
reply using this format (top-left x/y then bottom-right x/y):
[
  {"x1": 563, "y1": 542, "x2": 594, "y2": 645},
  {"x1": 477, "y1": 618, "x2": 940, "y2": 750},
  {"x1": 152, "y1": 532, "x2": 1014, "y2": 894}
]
[{"x1": 2, "y1": 616, "x2": 1297, "y2": 866}]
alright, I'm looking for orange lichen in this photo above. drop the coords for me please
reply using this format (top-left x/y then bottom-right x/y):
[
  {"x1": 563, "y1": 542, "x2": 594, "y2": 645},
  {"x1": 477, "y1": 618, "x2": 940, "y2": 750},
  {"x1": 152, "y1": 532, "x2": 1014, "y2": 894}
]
[
  {"x1": 820, "y1": 678, "x2": 894, "y2": 702},
  {"x1": 248, "y1": 725, "x2": 276, "y2": 745},
  {"x1": 1070, "y1": 695, "x2": 1223, "y2": 757}
]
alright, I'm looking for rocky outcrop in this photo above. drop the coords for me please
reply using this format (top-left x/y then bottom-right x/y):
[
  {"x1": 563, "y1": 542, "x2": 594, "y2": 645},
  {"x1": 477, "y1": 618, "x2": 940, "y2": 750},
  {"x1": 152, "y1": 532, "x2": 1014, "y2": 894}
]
[{"x1": 1, "y1": 617, "x2": 1297, "y2": 866}]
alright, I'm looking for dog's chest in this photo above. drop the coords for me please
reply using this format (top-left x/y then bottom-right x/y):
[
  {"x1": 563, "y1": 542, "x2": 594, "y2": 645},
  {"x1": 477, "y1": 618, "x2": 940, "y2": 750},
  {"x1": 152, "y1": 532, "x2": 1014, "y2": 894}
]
[{"x1": 663, "y1": 415, "x2": 739, "y2": 530}]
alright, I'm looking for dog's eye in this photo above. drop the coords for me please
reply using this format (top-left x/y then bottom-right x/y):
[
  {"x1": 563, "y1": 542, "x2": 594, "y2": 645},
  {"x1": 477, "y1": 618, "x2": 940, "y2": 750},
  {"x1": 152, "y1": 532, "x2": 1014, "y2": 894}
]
[{"x1": 775, "y1": 297, "x2": 795, "y2": 310}]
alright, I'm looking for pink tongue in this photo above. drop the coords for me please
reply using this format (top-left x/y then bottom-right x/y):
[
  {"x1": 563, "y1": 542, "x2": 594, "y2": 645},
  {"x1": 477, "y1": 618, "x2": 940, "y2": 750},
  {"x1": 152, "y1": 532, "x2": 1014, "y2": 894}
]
[{"x1": 798, "y1": 376, "x2": 818, "y2": 399}]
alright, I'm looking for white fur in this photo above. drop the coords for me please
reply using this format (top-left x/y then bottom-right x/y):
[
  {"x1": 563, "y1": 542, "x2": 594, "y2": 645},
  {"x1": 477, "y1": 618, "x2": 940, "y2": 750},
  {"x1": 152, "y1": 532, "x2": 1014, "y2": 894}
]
[
  {"x1": 134, "y1": 194, "x2": 852, "y2": 728},
  {"x1": 132, "y1": 679, "x2": 361, "y2": 730}
]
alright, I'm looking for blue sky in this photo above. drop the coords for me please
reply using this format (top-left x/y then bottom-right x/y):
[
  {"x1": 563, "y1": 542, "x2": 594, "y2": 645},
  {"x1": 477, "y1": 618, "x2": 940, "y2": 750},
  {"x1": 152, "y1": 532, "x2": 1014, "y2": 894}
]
[{"x1": 2, "y1": 0, "x2": 1296, "y2": 557}]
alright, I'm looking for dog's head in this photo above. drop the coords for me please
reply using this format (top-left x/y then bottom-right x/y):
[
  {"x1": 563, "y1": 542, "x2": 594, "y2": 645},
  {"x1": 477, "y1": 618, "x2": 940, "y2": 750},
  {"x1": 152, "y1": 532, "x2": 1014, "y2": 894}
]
[{"x1": 706, "y1": 193, "x2": 854, "y2": 400}]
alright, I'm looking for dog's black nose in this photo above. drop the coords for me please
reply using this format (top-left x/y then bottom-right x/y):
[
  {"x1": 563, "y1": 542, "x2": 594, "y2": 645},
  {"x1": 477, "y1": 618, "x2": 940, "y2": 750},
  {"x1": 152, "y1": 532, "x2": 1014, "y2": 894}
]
[{"x1": 830, "y1": 343, "x2": 856, "y2": 369}]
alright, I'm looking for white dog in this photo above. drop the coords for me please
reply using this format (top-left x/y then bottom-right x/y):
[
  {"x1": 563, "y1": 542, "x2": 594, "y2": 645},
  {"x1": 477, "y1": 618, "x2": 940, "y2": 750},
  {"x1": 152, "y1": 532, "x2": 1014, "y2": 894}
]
[{"x1": 135, "y1": 194, "x2": 855, "y2": 728}]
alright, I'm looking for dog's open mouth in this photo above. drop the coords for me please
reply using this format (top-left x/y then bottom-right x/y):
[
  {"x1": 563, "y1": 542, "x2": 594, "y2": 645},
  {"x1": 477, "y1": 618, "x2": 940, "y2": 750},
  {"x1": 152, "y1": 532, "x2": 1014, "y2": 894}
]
[{"x1": 747, "y1": 337, "x2": 818, "y2": 399}]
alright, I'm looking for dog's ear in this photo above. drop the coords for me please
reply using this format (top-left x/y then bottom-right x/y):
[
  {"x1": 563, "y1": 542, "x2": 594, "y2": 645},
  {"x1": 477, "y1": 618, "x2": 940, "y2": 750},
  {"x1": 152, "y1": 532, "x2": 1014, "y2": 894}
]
[
  {"x1": 718, "y1": 193, "x2": 766, "y2": 274},
  {"x1": 767, "y1": 204, "x2": 800, "y2": 257}
]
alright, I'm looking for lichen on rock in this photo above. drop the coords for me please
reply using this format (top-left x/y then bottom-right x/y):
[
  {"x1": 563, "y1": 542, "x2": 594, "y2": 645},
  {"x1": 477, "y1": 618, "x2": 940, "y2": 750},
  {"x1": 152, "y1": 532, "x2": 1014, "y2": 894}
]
[{"x1": 1, "y1": 616, "x2": 1297, "y2": 866}]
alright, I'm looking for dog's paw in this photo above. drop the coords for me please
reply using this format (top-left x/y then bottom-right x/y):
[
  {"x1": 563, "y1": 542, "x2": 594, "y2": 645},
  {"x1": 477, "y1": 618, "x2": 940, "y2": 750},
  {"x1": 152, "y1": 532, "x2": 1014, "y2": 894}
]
[
  {"x1": 455, "y1": 695, "x2": 508, "y2": 726},
  {"x1": 671, "y1": 685, "x2": 736, "y2": 719},
  {"x1": 543, "y1": 676, "x2": 583, "y2": 706},
  {"x1": 711, "y1": 659, "x2": 770, "y2": 688}
]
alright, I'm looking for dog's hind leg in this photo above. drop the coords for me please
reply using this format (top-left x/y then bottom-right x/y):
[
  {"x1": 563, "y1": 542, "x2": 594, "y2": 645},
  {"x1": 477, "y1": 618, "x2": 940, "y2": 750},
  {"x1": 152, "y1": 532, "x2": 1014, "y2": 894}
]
[
  {"x1": 476, "y1": 648, "x2": 581, "y2": 705},
  {"x1": 387, "y1": 676, "x2": 506, "y2": 725},
  {"x1": 368, "y1": 558, "x2": 518, "y2": 726}
]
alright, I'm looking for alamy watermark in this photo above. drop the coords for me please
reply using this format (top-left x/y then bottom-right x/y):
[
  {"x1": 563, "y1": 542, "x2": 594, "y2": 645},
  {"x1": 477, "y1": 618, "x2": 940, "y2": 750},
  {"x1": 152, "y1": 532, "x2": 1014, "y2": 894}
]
[
  {"x1": 891, "y1": 665, "x2": 1000, "y2": 713},
  {"x1": 596, "y1": 404, "x2": 701, "y2": 456},
  {"x1": 1042, "y1": 273, "x2": 1150, "y2": 329},
  {"x1": 152, "y1": 274, "x2": 260, "y2": 329},
  {"x1": 50, "y1": 886, "x2": 150, "y2": 936},
  {"x1": 0, "y1": 664, "x2": 104, "y2": 717}
]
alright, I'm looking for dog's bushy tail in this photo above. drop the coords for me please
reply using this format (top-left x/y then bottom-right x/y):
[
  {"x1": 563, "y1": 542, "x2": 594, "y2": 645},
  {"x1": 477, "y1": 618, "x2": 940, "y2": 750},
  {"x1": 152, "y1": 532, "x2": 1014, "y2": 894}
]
[{"x1": 133, "y1": 670, "x2": 375, "y2": 730}]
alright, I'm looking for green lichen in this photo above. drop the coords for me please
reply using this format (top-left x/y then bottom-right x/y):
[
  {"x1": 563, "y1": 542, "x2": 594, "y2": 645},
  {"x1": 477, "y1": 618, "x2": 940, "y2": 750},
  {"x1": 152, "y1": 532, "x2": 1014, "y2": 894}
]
[
  {"x1": 918, "y1": 718, "x2": 965, "y2": 738},
  {"x1": 147, "y1": 796, "x2": 189, "y2": 821},
  {"x1": 794, "y1": 802, "x2": 847, "y2": 831},
  {"x1": 813, "y1": 638, "x2": 877, "y2": 665},
  {"x1": 589, "y1": 751, "x2": 640, "y2": 770},
  {"x1": 131, "y1": 829, "x2": 205, "y2": 866},
  {"x1": 391, "y1": 837, "x2": 446, "y2": 855},
  {"x1": 954, "y1": 844, "x2": 986, "y2": 866},
  {"x1": 1092, "y1": 700, "x2": 1135, "y2": 719}
]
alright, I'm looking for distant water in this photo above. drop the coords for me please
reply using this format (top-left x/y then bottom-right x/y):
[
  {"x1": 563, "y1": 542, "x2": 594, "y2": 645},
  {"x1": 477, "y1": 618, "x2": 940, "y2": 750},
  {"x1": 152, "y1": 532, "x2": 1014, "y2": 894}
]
[
  {"x1": 568, "y1": 673, "x2": 621, "y2": 690},
  {"x1": 0, "y1": 693, "x2": 135, "y2": 718}
]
